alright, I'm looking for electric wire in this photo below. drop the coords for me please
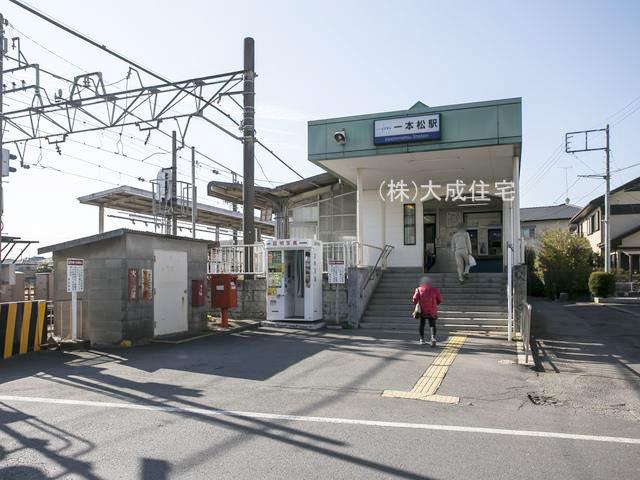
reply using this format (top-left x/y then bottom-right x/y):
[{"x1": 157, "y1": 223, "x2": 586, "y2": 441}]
[{"x1": 8, "y1": 0, "x2": 309, "y2": 182}]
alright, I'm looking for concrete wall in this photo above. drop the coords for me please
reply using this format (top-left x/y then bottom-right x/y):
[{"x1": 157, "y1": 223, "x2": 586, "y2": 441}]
[
  {"x1": 230, "y1": 278, "x2": 267, "y2": 320},
  {"x1": 359, "y1": 190, "x2": 423, "y2": 268},
  {"x1": 52, "y1": 236, "x2": 125, "y2": 345},
  {"x1": 230, "y1": 268, "x2": 381, "y2": 328},
  {"x1": 51, "y1": 232, "x2": 209, "y2": 345},
  {"x1": 323, "y1": 278, "x2": 348, "y2": 326},
  {"x1": 347, "y1": 266, "x2": 381, "y2": 328}
]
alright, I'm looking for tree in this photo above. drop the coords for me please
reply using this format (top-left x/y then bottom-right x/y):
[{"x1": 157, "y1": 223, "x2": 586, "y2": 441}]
[{"x1": 537, "y1": 229, "x2": 594, "y2": 298}]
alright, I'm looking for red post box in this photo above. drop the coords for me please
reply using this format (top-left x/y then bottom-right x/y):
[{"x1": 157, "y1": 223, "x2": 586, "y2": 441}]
[
  {"x1": 210, "y1": 274, "x2": 238, "y2": 328},
  {"x1": 191, "y1": 279, "x2": 205, "y2": 307}
]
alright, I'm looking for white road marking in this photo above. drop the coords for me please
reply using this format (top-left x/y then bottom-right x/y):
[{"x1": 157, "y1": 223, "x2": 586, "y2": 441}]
[{"x1": 0, "y1": 394, "x2": 638, "y2": 445}]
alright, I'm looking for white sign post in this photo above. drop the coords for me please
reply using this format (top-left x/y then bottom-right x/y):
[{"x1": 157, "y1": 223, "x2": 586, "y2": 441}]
[
  {"x1": 328, "y1": 260, "x2": 346, "y2": 285},
  {"x1": 328, "y1": 260, "x2": 346, "y2": 325},
  {"x1": 66, "y1": 258, "x2": 85, "y2": 339}
]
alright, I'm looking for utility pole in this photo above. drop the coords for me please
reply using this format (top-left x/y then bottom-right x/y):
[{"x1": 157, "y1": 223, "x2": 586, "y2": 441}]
[
  {"x1": 242, "y1": 37, "x2": 255, "y2": 248},
  {"x1": 0, "y1": 13, "x2": 5, "y2": 282},
  {"x1": 565, "y1": 124, "x2": 611, "y2": 272},
  {"x1": 191, "y1": 146, "x2": 196, "y2": 239},
  {"x1": 604, "y1": 124, "x2": 611, "y2": 272},
  {"x1": 171, "y1": 131, "x2": 178, "y2": 236}
]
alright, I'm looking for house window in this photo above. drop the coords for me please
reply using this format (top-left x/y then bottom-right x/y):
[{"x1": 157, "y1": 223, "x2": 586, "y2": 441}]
[
  {"x1": 588, "y1": 210, "x2": 601, "y2": 234},
  {"x1": 521, "y1": 226, "x2": 536, "y2": 239},
  {"x1": 403, "y1": 203, "x2": 416, "y2": 245}
]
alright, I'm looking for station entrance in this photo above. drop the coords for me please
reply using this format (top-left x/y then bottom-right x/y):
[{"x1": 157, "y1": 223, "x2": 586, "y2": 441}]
[{"x1": 422, "y1": 196, "x2": 504, "y2": 273}]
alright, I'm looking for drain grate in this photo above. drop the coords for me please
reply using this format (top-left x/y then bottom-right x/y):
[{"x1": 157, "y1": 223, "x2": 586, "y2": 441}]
[{"x1": 527, "y1": 393, "x2": 562, "y2": 406}]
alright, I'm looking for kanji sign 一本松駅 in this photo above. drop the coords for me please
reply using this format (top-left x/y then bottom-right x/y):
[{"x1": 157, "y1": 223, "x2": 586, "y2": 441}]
[
  {"x1": 374, "y1": 113, "x2": 440, "y2": 145},
  {"x1": 66, "y1": 258, "x2": 85, "y2": 293}
]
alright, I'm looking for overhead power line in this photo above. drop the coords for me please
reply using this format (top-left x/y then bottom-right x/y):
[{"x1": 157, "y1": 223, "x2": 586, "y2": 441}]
[{"x1": 9, "y1": 0, "x2": 309, "y2": 183}]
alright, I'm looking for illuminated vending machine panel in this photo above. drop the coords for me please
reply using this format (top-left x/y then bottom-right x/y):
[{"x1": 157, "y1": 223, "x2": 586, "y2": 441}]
[{"x1": 266, "y1": 239, "x2": 323, "y2": 322}]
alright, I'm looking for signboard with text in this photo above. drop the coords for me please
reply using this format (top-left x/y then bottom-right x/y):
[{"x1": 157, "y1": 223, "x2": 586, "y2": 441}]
[
  {"x1": 66, "y1": 258, "x2": 85, "y2": 293},
  {"x1": 328, "y1": 260, "x2": 345, "y2": 285},
  {"x1": 374, "y1": 113, "x2": 441, "y2": 145}
]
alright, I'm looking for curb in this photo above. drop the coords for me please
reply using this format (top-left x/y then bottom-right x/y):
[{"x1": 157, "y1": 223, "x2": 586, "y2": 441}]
[{"x1": 150, "y1": 322, "x2": 261, "y2": 344}]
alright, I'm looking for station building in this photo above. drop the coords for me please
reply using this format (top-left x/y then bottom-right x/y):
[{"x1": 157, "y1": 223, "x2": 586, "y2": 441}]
[{"x1": 307, "y1": 97, "x2": 524, "y2": 272}]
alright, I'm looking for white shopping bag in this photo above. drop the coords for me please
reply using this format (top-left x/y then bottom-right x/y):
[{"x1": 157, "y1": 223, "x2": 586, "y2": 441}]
[{"x1": 468, "y1": 255, "x2": 477, "y2": 267}]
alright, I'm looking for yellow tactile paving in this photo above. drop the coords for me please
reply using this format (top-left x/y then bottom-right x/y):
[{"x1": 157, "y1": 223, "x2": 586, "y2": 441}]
[{"x1": 382, "y1": 335, "x2": 467, "y2": 403}]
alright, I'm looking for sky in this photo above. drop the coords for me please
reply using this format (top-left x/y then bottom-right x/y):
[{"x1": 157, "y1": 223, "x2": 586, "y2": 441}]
[{"x1": 1, "y1": 0, "x2": 639, "y2": 258}]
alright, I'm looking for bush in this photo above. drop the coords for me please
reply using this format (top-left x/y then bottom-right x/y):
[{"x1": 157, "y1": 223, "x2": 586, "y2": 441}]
[
  {"x1": 537, "y1": 229, "x2": 594, "y2": 299},
  {"x1": 524, "y1": 246, "x2": 545, "y2": 297},
  {"x1": 588, "y1": 271, "x2": 616, "y2": 298}
]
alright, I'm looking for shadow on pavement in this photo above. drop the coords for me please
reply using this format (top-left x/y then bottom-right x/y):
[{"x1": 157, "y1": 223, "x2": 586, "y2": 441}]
[{"x1": 0, "y1": 327, "x2": 442, "y2": 479}]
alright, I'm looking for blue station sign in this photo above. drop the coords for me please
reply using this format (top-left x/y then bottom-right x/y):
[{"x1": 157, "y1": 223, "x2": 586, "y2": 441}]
[{"x1": 373, "y1": 113, "x2": 441, "y2": 145}]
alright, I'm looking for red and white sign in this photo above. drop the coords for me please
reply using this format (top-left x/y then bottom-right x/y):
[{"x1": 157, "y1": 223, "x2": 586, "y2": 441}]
[{"x1": 66, "y1": 258, "x2": 85, "y2": 293}]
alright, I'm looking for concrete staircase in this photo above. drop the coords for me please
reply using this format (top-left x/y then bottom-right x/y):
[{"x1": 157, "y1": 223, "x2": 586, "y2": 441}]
[{"x1": 360, "y1": 268, "x2": 508, "y2": 333}]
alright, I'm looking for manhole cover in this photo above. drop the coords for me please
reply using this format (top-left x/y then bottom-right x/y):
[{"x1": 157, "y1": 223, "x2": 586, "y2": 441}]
[{"x1": 527, "y1": 393, "x2": 562, "y2": 406}]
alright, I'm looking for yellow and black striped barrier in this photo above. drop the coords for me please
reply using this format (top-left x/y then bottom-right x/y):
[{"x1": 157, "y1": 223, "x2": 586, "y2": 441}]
[{"x1": 0, "y1": 301, "x2": 47, "y2": 359}]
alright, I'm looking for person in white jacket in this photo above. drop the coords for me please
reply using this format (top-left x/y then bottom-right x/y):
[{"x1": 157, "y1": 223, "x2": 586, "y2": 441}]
[{"x1": 452, "y1": 224, "x2": 472, "y2": 283}]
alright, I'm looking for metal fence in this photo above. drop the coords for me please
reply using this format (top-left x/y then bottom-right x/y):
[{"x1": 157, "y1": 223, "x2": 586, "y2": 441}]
[
  {"x1": 51, "y1": 299, "x2": 89, "y2": 340},
  {"x1": 322, "y1": 241, "x2": 358, "y2": 273},
  {"x1": 207, "y1": 243, "x2": 267, "y2": 275},
  {"x1": 207, "y1": 241, "x2": 390, "y2": 278}
]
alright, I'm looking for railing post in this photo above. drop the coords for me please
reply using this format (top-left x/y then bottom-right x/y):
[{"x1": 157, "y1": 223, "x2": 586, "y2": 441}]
[{"x1": 507, "y1": 243, "x2": 513, "y2": 342}]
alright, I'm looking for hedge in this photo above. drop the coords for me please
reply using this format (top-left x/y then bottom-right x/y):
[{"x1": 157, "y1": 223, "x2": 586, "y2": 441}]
[{"x1": 588, "y1": 271, "x2": 616, "y2": 298}]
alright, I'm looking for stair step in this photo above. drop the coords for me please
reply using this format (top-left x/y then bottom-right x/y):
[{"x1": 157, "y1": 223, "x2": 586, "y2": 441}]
[
  {"x1": 358, "y1": 323, "x2": 508, "y2": 331},
  {"x1": 377, "y1": 284, "x2": 505, "y2": 291},
  {"x1": 368, "y1": 302, "x2": 507, "y2": 311},
  {"x1": 364, "y1": 308, "x2": 508, "y2": 318},
  {"x1": 372, "y1": 293, "x2": 503, "y2": 299},
  {"x1": 365, "y1": 314, "x2": 508, "y2": 321}
]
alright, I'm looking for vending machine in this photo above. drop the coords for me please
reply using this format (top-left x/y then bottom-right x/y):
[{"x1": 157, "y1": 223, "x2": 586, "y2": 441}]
[{"x1": 265, "y1": 239, "x2": 323, "y2": 322}]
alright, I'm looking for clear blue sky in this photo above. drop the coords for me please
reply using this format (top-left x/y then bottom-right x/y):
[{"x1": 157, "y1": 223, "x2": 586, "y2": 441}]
[{"x1": 2, "y1": 0, "x2": 640, "y2": 256}]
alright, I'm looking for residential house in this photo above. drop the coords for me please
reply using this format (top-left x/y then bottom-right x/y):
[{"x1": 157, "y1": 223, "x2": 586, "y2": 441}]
[
  {"x1": 520, "y1": 204, "x2": 582, "y2": 250},
  {"x1": 570, "y1": 175, "x2": 640, "y2": 272}
]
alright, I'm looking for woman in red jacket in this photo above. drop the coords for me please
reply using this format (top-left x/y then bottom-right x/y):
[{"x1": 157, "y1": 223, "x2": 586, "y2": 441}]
[{"x1": 412, "y1": 276, "x2": 442, "y2": 346}]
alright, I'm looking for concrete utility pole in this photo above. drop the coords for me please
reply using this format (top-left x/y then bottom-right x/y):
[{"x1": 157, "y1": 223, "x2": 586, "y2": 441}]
[
  {"x1": 171, "y1": 130, "x2": 178, "y2": 236},
  {"x1": 191, "y1": 146, "x2": 196, "y2": 239},
  {"x1": 566, "y1": 125, "x2": 611, "y2": 272},
  {"x1": 242, "y1": 37, "x2": 255, "y2": 247},
  {"x1": 604, "y1": 124, "x2": 611, "y2": 273}
]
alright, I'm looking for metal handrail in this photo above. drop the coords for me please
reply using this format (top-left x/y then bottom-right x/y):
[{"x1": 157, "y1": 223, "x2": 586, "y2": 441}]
[
  {"x1": 507, "y1": 242, "x2": 514, "y2": 342},
  {"x1": 361, "y1": 244, "x2": 394, "y2": 295}
]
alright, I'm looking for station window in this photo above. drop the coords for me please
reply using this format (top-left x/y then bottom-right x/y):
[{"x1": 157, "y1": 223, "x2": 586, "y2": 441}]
[{"x1": 403, "y1": 203, "x2": 416, "y2": 245}]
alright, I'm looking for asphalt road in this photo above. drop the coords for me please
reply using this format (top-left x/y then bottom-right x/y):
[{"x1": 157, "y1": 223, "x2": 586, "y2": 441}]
[{"x1": 0, "y1": 318, "x2": 639, "y2": 479}]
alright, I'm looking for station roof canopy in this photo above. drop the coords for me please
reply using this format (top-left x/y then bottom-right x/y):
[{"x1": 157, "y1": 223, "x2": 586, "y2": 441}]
[
  {"x1": 307, "y1": 98, "x2": 523, "y2": 191},
  {"x1": 78, "y1": 185, "x2": 274, "y2": 235},
  {"x1": 207, "y1": 172, "x2": 338, "y2": 208}
]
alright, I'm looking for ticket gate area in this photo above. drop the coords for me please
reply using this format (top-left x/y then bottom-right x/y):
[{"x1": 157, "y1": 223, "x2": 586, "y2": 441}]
[{"x1": 265, "y1": 239, "x2": 322, "y2": 322}]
